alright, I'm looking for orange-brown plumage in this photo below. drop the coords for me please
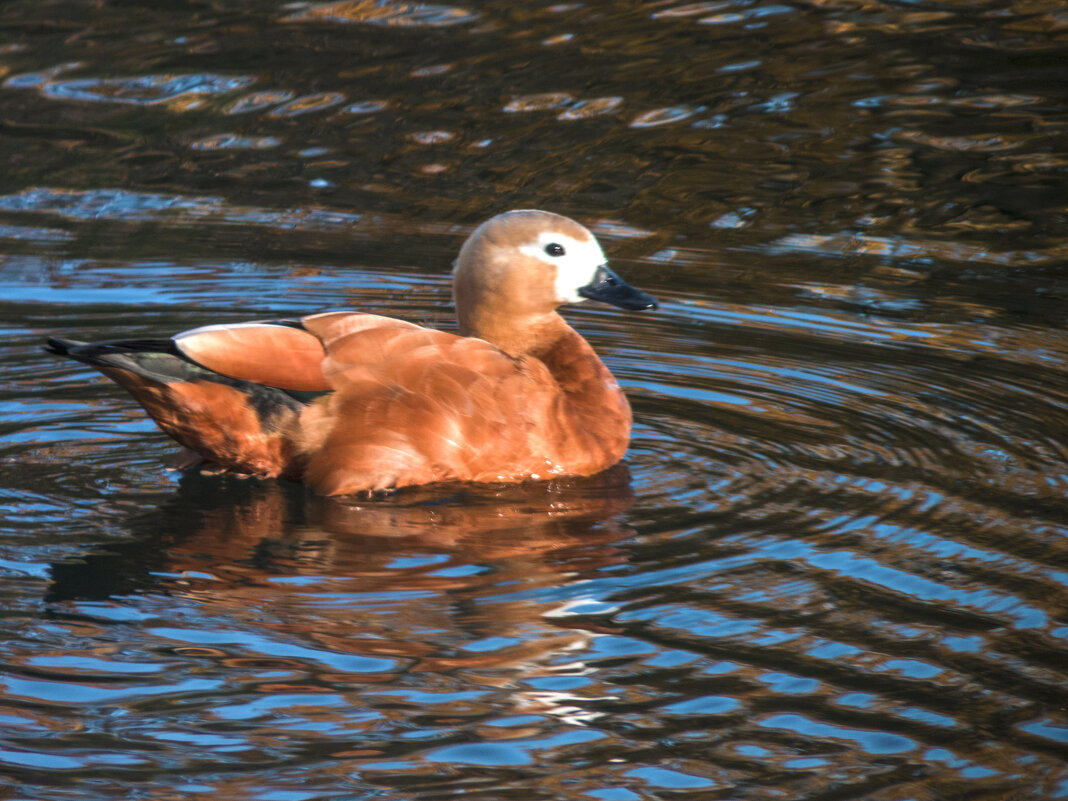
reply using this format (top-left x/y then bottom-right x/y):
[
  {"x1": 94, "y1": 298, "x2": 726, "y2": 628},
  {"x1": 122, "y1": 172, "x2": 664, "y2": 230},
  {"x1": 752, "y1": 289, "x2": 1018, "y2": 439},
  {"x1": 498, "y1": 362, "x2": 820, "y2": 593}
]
[
  {"x1": 94, "y1": 364, "x2": 301, "y2": 478},
  {"x1": 45, "y1": 210, "x2": 657, "y2": 495},
  {"x1": 175, "y1": 322, "x2": 330, "y2": 391}
]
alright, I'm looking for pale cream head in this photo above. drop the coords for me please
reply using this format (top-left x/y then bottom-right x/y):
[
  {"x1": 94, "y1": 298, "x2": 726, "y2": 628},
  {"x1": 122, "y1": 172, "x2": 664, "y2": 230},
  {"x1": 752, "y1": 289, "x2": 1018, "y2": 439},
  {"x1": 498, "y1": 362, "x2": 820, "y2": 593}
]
[{"x1": 452, "y1": 209, "x2": 605, "y2": 320}]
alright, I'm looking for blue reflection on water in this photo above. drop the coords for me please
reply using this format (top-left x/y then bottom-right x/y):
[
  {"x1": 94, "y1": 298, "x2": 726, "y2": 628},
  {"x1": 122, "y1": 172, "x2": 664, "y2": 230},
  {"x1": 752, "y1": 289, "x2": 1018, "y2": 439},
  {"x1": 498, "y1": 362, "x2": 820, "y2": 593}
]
[
  {"x1": 387, "y1": 554, "x2": 451, "y2": 569},
  {"x1": 42, "y1": 73, "x2": 256, "y2": 105},
  {"x1": 759, "y1": 713, "x2": 916, "y2": 754},
  {"x1": 587, "y1": 789, "x2": 641, "y2": 801},
  {"x1": 899, "y1": 707, "x2": 958, "y2": 728},
  {"x1": 663, "y1": 695, "x2": 740, "y2": 715},
  {"x1": 0, "y1": 748, "x2": 84, "y2": 769},
  {"x1": 631, "y1": 378, "x2": 752, "y2": 406},
  {"x1": 878, "y1": 659, "x2": 943, "y2": 679},
  {"x1": 426, "y1": 742, "x2": 530, "y2": 765},
  {"x1": 585, "y1": 636, "x2": 657, "y2": 658},
  {"x1": 806, "y1": 549, "x2": 1048, "y2": 629},
  {"x1": 625, "y1": 766, "x2": 715, "y2": 789},
  {"x1": 460, "y1": 636, "x2": 521, "y2": 652},
  {"x1": 426, "y1": 728, "x2": 603, "y2": 766},
  {"x1": 1020, "y1": 719, "x2": 1068, "y2": 744},
  {"x1": 377, "y1": 689, "x2": 486, "y2": 703},
  {"x1": 837, "y1": 692, "x2": 877, "y2": 708},
  {"x1": 525, "y1": 676, "x2": 591, "y2": 691},
  {"x1": 756, "y1": 672, "x2": 821, "y2": 694},
  {"x1": 1, "y1": 673, "x2": 222, "y2": 704},
  {"x1": 807, "y1": 641, "x2": 863, "y2": 659},
  {"x1": 145, "y1": 627, "x2": 399, "y2": 672},
  {"x1": 214, "y1": 693, "x2": 350, "y2": 721},
  {"x1": 26, "y1": 655, "x2": 165, "y2": 674}
]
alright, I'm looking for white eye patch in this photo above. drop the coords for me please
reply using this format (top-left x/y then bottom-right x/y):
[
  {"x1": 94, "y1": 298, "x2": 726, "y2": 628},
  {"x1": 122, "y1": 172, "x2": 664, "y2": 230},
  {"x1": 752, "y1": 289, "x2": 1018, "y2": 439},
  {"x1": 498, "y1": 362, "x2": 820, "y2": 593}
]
[{"x1": 517, "y1": 231, "x2": 607, "y2": 304}]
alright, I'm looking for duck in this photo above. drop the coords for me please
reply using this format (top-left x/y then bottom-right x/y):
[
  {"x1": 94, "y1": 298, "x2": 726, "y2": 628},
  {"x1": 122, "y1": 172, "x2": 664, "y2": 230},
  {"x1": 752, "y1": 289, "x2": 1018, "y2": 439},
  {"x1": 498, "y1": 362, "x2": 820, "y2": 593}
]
[{"x1": 45, "y1": 209, "x2": 657, "y2": 495}]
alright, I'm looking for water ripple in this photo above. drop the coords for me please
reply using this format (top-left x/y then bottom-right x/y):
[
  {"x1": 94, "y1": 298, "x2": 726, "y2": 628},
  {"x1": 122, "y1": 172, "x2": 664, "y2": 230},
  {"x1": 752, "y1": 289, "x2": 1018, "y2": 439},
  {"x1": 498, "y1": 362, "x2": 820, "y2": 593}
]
[
  {"x1": 652, "y1": 2, "x2": 734, "y2": 19},
  {"x1": 41, "y1": 73, "x2": 256, "y2": 106},
  {"x1": 630, "y1": 106, "x2": 700, "y2": 128},
  {"x1": 343, "y1": 99, "x2": 390, "y2": 114},
  {"x1": 0, "y1": 225, "x2": 72, "y2": 243},
  {"x1": 190, "y1": 134, "x2": 282, "y2": 150},
  {"x1": 268, "y1": 91, "x2": 347, "y2": 116},
  {"x1": 285, "y1": 0, "x2": 478, "y2": 27},
  {"x1": 557, "y1": 97, "x2": 623, "y2": 121},
  {"x1": 504, "y1": 92, "x2": 573, "y2": 113},
  {"x1": 225, "y1": 90, "x2": 295, "y2": 114},
  {"x1": 1, "y1": 0, "x2": 1067, "y2": 797},
  {"x1": 767, "y1": 231, "x2": 1068, "y2": 268}
]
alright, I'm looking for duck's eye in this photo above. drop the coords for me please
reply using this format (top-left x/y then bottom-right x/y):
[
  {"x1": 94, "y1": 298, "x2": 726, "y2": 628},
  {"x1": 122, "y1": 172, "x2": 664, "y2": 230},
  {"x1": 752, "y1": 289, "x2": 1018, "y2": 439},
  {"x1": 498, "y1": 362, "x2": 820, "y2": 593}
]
[{"x1": 544, "y1": 242, "x2": 566, "y2": 257}]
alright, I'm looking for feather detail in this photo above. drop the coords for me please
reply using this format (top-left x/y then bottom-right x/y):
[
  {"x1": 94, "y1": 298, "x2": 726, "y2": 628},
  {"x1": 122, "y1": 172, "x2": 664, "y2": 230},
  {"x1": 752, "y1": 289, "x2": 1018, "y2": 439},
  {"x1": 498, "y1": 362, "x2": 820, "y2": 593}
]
[{"x1": 175, "y1": 322, "x2": 329, "y2": 391}]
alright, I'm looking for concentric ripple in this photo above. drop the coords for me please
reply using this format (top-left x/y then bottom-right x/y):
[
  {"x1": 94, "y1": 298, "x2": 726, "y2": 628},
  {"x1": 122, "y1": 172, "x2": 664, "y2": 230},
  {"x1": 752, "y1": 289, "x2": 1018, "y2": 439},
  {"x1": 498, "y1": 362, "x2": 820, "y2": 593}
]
[{"x1": 1, "y1": 0, "x2": 1067, "y2": 797}]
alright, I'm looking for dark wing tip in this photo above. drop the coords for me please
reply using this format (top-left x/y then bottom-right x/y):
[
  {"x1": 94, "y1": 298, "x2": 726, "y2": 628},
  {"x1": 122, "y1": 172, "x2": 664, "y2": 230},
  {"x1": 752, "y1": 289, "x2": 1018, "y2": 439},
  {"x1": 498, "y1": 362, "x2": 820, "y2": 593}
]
[
  {"x1": 44, "y1": 337, "x2": 180, "y2": 366},
  {"x1": 44, "y1": 337, "x2": 84, "y2": 356}
]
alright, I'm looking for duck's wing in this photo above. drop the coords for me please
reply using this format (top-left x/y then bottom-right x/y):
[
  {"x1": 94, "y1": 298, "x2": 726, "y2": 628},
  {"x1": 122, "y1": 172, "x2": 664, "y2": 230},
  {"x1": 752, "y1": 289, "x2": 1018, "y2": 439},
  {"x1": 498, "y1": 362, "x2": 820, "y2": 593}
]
[
  {"x1": 44, "y1": 313, "x2": 416, "y2": 477},
  {"x1": 173, "y1": 313, "x2": 424, "y2": 392},
  {"x1": 173, "y1": 319, "x2": 329, "y2": 391},
  {"x1": 301, "y1": 310, "x2": 535, "y2": 403},
  {"x1": 296, "y1": 312, "x2": 562, "y2": 494}
]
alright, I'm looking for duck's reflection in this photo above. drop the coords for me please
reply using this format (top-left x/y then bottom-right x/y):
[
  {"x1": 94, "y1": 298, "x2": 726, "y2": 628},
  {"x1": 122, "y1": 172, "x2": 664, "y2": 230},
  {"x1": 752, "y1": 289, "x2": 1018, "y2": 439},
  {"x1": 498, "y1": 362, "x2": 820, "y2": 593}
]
[{"x1": 47, "y1": 469, "x2": 635, "y2": 701}]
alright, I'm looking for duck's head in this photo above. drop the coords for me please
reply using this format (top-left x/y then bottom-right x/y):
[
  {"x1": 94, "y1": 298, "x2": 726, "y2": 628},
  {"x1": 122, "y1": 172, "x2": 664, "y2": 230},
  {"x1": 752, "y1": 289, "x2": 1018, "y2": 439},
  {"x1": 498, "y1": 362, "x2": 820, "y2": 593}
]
[{"x1": 453, "y1": 210, "x2": 657, "y2": 350}]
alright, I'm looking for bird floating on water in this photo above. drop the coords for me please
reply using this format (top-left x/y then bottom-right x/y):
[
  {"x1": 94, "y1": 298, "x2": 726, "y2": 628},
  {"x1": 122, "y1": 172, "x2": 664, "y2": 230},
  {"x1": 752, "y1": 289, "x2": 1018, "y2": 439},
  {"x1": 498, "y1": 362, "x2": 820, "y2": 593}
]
[{"x1": 46, "y1": 209, "x2": 657, "y2": 495}]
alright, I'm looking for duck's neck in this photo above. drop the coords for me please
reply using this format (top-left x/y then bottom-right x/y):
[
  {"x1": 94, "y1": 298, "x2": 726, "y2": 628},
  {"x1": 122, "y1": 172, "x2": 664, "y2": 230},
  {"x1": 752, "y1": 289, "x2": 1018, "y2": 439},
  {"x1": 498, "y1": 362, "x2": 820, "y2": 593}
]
[
  {"x1": 459, "y1": 307, "x2": 618, "y2": 394},
  {"x1": 458, "y1": 306, "x2": 571, "y2": 360},
  {"x1": 460, "y1": 307, "x2": 632, "y2": 467}
]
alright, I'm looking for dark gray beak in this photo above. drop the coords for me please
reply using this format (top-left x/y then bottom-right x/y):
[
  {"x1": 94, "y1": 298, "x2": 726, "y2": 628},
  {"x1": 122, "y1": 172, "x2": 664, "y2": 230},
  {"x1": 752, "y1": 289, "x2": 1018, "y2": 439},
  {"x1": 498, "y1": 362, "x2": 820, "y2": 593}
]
[{"x1": 578, "y1": 265, "x2": 658, "y2": 311}]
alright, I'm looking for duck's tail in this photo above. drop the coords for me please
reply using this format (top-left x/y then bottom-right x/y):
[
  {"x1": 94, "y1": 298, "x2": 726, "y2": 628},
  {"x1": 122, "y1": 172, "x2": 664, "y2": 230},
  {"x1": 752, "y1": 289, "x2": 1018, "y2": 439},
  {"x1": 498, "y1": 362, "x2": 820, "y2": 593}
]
[
  {"x1": 46, "y1": 336, "x2": 305, "y2": 479},
  {"x1": 44, "y1": 337, "x2": 80, "y2": 356}
]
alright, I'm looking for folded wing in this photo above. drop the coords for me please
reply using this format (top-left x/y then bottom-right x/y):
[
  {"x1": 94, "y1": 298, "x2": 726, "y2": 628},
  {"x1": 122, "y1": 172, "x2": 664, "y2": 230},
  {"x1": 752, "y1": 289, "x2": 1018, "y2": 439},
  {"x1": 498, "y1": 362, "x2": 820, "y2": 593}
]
[
  {"x1": 295, "y1": 312, "x2": 563, "y2": 494},
  {"x1": 174, "y1": 320, "x2": 331, "y2": 391}
]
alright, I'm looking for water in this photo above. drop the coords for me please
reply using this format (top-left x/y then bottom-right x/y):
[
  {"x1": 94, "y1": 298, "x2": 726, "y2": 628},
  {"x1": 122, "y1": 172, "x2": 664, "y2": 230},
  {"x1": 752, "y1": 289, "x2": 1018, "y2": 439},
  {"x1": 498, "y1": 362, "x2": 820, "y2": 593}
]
[{"x1": 2, "y1": 0, "x2": 1067, "y2": 798}]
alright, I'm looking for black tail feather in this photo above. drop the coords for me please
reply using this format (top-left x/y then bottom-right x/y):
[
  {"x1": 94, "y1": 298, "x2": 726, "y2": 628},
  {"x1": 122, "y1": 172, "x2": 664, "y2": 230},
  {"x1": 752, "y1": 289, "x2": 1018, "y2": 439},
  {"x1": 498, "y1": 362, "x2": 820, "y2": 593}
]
[
  {"x1": 45, "y1": 336, "x2": 212, "y2": 386},
  {"x1": 45, "y1": 337, "x2": 178, "y2": 359},
  {"x1": 44, "y1": 337, "x2": 87, "y2": 357}
]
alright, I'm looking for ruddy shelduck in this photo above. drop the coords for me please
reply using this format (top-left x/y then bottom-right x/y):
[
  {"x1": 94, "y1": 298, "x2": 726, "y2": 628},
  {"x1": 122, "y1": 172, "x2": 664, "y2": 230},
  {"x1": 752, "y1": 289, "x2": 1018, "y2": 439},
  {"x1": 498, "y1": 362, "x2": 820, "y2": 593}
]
[{"x1": 46, "y1": 210, "x2": 657, "y2": 495}]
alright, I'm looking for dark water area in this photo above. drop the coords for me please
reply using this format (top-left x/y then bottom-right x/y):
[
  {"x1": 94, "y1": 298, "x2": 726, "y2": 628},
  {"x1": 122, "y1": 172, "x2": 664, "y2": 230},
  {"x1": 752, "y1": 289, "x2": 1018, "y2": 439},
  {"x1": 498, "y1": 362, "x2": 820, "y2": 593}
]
[{"x1": 2, "y1": 0, "x2": 1067, "y2": 798}]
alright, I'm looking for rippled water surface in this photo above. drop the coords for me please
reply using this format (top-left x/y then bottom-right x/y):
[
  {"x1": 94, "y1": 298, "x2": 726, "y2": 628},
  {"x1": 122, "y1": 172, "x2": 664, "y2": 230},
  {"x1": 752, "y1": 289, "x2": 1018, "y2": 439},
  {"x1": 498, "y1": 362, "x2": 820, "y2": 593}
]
[{"x1": 2, "y1": 1, "x2": 1067, "y2": 798}]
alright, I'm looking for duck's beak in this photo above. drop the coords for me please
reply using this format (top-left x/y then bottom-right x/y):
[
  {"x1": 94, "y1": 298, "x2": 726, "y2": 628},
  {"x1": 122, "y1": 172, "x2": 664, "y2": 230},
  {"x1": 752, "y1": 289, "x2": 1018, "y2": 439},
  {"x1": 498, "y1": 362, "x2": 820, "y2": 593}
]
[{"x1": 578, "y1": 265, "x2": 658, "y2": 311}]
